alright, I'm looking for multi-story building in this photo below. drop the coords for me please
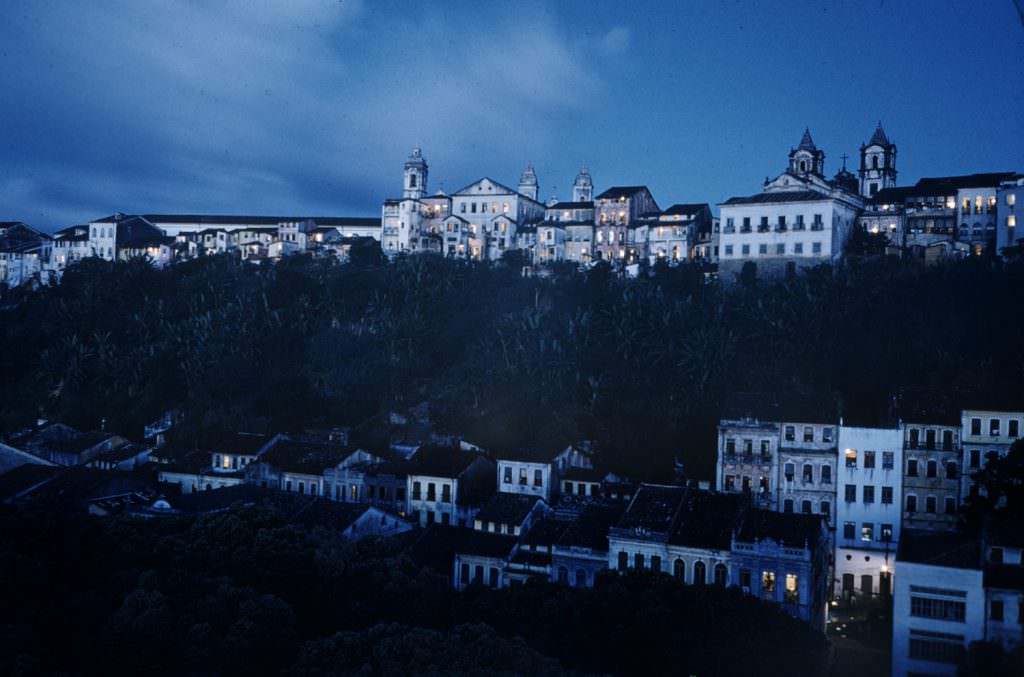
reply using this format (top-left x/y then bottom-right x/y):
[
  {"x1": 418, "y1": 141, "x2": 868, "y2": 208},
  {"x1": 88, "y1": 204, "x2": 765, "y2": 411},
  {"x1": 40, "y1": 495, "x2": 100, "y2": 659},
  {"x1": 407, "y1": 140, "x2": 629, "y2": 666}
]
[
  {"x1": 899, "y1": 408, "x2": 962, "y2": 532},
  {"x1": 996, "y1": 175, "x2": 1023, "y2": 256},
  {"x1": 593, "y1": 186, "x2": 659, "y2": 264},
  {"x1": 835, "y1": 422, "x2": 903, "y2": 600},
  {"x1": 960, "y1": 406, "x2": 1024, "y2": 500},
  {"x1": 857, "y1": 186, "x2": 911, "y2": 249},
  {"x1": 0, "y1": 222, "x2": 51, "y2": 288},
  {"x1": 891, "y1": 530, "x2": 986, "y2": 677},
  {"x1": 406, "y1": 445, "x2": 495, "y2": 527},
  {"x1": 776, "y1": 395, "x2": 840, "y2": 523},
  {"x1": 717, "y1": 391, "x2": 838, "y2": 517},
  {"x1": 892, "y1": 520, "x2": 1023, "y2": 677},
  {"x1": 608, "y1": 484, "x2": 830, "y2": 630},
  {"x1": 647, "y1": 203, "x2": 712, "y2": 264},
  {"x1": 716, "y1": 393, "x2": 780, "y2": 509},
  {"x1": 718, "y1": 128, "x2": 862, "y2": 280}
]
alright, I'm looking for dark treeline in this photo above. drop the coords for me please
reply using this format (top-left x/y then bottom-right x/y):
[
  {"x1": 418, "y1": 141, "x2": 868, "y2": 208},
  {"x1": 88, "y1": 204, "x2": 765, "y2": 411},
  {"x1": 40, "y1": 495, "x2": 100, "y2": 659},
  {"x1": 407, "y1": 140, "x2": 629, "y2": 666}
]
[
  {"x1": 0, "y1": 503, "x2": 828, "y2": 676},
  {"x1": 2, "y1": 254, "x2": 1023, "y2": 480}
]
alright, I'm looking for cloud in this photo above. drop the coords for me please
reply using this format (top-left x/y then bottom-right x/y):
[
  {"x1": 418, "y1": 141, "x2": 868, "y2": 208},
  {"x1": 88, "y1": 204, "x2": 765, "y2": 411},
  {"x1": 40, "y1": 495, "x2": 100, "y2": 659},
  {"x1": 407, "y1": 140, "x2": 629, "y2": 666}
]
[
  {"x1": 600, "y1": 26, "x2": 630, "y2": 55},
  {"x1": 0, "y1": 1, "x2": 622, "y2": 228}
]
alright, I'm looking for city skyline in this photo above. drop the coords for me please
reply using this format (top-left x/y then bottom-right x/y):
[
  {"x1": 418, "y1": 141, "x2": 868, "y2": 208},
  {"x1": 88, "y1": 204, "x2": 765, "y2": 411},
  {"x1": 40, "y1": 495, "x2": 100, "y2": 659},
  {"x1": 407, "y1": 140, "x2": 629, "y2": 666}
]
[{"x1": 2, "y1": 1, "x2": 1023, "y2": 230}]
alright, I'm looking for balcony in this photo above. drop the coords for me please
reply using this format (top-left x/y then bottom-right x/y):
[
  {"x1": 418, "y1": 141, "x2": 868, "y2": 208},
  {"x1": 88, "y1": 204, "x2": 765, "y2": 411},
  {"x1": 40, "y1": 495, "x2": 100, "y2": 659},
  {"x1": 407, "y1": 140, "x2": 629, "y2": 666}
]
[
  {"x1": 740, "y1": 226, "x2": 752, "y2": 233},
  {"x1": 810, "y1": 223, "x2": 824, "y2": 231}
]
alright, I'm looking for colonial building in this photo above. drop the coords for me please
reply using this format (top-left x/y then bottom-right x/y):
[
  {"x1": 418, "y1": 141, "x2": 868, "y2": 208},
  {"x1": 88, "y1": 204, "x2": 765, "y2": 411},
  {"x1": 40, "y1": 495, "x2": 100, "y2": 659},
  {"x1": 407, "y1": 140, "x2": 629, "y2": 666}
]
[
  {"x1": 593, "y1": 186, "x2": 659, "y2": 264},
  {"x1": 897, "y1": 400, "x2": 962, "y2": 532},
  {"x1": 406, "y1": 445, "x2": 495, "y2": 527},
  {"x1": 718, "y1": 129, "x2": 863, "y2": 280},
  {"x1": 960, "y1": 406, "x2": 1024, "y2": 501},
  {"x1": 495, "y1": 444, "x2": 593, "y2": 503},
  {"x1": 0, "y1": 222, "x2": 51, "y2": 288},
  {"x1": 716, "y1": 393, "x2": 779, "y2": 510},
  {"x1": 834, "y1": 422, "x2": 903, "y2": 601},
  {"x1": 648, "y1": 203, "x2": 712, "y2": 264}
]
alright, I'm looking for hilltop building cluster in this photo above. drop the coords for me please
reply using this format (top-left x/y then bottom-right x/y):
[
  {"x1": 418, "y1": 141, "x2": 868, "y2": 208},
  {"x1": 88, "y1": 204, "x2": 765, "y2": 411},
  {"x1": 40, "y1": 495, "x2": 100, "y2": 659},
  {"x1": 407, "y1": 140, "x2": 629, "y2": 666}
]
[{"x1": 2, "y1": 124, "x2": 1021, "y2": 290}]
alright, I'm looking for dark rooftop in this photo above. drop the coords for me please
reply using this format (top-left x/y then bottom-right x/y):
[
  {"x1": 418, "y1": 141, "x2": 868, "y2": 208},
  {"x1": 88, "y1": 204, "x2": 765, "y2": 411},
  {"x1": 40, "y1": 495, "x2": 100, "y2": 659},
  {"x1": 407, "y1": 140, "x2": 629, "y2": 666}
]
[
  {"x1": 670, "y1": 491, "x2": 746, "y2": 550},
  {"x1": 409, "y1": 445, "x2": 484, "y2": 478},
  {"x1": 897, "y1": 529, "x2": 982, "y2": 570},
  {"x1": 913, "y1": 173, "x2": 1019, "y2": 194},
  {"x1": 0, "y1": 463, "x2": 62, "y2": 502},
  {"x1": 548, "y1": 201, "x2": 593, "y2": 210},
  {"x1": 615, "y1": 484, "x2": 684, "y2": 533},
  {"x1": 662, "y1": 203, "x2": 709, "y2": 216},
  {"x1": 721, "y1": 190, "x2": 831, "y2": 206},
  {"x1": 450, "y1": 527, "x2": 518, "y2": 559},
  {"x1": 734, "y1": 507, "x2": 825, "y2": 550},
  {"x1": 94, "y1": 213, "x2": 381, "y2": 228},
  {"x1": 474, "y1": 493, "x2": 542, "y2": 527},
  {"x1": 259, "y1": 438, "x2": 359, "y2": 475},
  {"x1": 495, "y1": 446, "x2": 563, "y2": 464},
  {"x1": 556, "y1": 504, "x2": 624, "y2": 551},
  {"x1": 595, "y1": 186, "x2": 650, "y2": 200}
]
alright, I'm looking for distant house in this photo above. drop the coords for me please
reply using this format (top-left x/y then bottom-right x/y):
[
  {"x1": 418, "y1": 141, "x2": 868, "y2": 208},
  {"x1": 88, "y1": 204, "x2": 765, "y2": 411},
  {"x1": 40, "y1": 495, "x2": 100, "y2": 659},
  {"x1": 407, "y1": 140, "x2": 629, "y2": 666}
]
[
  {"x1": 1, "y1": 422, "x2": 127, "y2": 467},
  {"x1": 551, "y1": 503, "x2": 624, "y2": 588},
  {"x1": 0, "y1": 222, "x2": 52, "y2": 288},
  {"x1": 248, "y1": 435, "x2": 371, "y2": 498},
  {"x1": 406, "y1": 445, "x2": 495, "y2": 527}
]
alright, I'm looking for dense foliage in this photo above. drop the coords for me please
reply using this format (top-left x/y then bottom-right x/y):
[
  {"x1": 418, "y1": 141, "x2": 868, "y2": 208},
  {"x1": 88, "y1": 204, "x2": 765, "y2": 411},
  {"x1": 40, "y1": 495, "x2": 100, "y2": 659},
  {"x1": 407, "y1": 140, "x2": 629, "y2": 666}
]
[
  {"x1": 0, "y1": 503, "x2": 827, "y2": 676},
  {"x1": 2, "y1": 254, "x2": 1023, "y2": 480}
]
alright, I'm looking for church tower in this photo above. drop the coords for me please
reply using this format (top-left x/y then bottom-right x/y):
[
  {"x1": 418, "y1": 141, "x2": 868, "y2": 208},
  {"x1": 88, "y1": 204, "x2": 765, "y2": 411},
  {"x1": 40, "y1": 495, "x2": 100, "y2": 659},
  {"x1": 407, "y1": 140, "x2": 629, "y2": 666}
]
[
  {"x1": 518, "y1": 162, "x2": 539, "y2": 201},
  {"x1": 788, "y1": 128, "x2": 826, "y2": 178},
  {"x1": 859, "y1": 123, "x2": 897, "y2": 198},
  {"x1": 572, "y1": 162, "x2": 593, "y2": 202},
  {"x1": 403, "y1": 147, "x2": 428, "y2": 200}
]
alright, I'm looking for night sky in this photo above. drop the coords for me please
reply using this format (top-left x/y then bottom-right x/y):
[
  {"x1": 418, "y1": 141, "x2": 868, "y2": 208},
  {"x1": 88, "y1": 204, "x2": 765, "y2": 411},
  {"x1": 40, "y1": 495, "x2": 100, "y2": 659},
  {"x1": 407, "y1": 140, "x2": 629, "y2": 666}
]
[{"x1": 2, "y1": 0, "x2": 1022, "y2": 230}]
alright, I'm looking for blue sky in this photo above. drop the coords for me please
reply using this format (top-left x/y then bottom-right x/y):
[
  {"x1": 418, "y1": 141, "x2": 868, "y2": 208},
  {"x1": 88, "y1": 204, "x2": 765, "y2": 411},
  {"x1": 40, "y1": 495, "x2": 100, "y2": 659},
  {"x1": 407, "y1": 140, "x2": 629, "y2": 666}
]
[{"x1": 2, "y1": 0, "x2": 1022, "y2": 230}]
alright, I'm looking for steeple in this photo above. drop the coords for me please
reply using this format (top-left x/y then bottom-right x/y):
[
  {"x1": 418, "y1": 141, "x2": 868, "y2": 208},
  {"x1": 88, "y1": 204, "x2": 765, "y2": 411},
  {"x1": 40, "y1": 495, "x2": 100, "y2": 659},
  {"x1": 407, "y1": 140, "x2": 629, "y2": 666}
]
[
  {"x1": 788, "y1": 128, "x2": 825, "y2": 178},
  {"x1": 859, "y1": 122, "x2": 897, "y2": 197},
  {"x1": 518, "y1": 162, "x2": 539, "y2": 201},
  {"x1": 403, "y1": 147, "x2": 428, "y2": 200},
  {"x1": 798, "y1": 128, "x2": 817, "y2": 151},
  {"x1": 572, "y1": 162, "x2": 593, "y2": 202}
]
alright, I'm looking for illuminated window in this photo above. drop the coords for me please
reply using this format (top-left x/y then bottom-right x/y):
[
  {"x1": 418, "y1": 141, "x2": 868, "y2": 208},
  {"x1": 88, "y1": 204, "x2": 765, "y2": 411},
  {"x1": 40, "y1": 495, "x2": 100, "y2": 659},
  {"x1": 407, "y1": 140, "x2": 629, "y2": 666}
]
[
  {"x1": 761, "y1": 570, "x2": 775, "y2": 593},
  {"x1": 785, "y1": 574, "x2": 799, "y2": 604},
  {"x1": 845, "y1": 449, "x2": 857, "y2": 467},
  {"x1": 1009, "y1": 215, "x2": 1017, "y2": 228},
  {"x1": 1007, "y1": 193, "x2": 1016, "y2": 207}
]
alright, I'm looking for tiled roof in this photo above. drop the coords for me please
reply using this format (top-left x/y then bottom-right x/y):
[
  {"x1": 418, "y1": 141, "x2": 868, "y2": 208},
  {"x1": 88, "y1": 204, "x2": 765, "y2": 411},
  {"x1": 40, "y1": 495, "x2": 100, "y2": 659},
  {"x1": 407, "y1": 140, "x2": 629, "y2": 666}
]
[
  {"x1": 556, "y1": 504, "x2": 623, "y2": 551},
  {"x1": 259, "y1": 438, "x2": 359, "y2": 475},
  {"x1": 662, "y1": 203, "x2": 709, "y2": 216},
  {"x1": 451, "y1": 526, "x2": 518, "y2": 559},
  {"x1": 548, "y1": 201, "x2": 593, "y2": 210},
  {"x1": 912, "y1": 173, "x2": 1019, "y2": 194},
  {"x1": 93, "y1": 214, "x2": 381, "y2": 228}
]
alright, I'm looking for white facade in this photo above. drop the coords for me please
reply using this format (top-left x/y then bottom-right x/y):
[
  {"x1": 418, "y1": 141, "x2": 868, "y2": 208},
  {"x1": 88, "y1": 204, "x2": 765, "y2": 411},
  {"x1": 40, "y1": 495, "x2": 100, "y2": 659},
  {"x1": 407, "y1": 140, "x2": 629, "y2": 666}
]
[
  {"x1": 960, "y1": 408, "x2": 1024, "y2": 499},
  {"x1": 834, "y1": 424, "x2": 902, "y2": 599},
  {"x1": 996, "y1": 176, "x2": 1022, "y2": 255},
  {"x1": 891, "y1": 555, "x2": 985, "y2": 677}
]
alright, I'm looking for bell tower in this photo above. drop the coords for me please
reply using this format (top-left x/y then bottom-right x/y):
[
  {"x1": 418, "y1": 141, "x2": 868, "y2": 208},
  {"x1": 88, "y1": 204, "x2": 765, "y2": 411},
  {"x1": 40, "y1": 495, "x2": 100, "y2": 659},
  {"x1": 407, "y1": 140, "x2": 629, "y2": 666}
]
[
  {"x1": 788, "y1": 128, "x2": 825, "y2": 178},
  {"x1": 572, "y1": 162, "x2": 593, "y2": 202},
  {"x1": 518, "y1": 162, "x2": 539, "y2": 201},
  {"x1": 859, "y1": 123, "x2": 897, "y2": 197},
  {"x1": 403, "y1": 147, "x2": 428, "y2": 200}
]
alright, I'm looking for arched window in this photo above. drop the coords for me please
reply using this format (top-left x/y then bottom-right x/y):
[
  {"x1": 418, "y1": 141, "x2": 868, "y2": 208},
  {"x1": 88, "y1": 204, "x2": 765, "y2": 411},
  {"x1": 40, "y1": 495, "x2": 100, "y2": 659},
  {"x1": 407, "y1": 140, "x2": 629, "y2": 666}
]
[
  {"x1": 617, "y1": 551, "x2": 628, "y2": 571},
  {"x1": 575, "y1": 569, "x2": 587, "y2": 587},
  {"x1": 872, "y1": 156, "x2": 879, "y2": 169},
  {"x1": 673, "y1": 558, "x2": 686, "y2": 581},
  {"x1": 800, "y1": 160, "x2": 807, "y2": 172},
  {"x1": 558, "y1": 566, "x2": 569, "y2": 584},
  {"x1": 693, "y1": 561, "x2": 706, "y2": 585},
  {"x1": 714, "y1": 563, "x2": 728, "y2": 587}
]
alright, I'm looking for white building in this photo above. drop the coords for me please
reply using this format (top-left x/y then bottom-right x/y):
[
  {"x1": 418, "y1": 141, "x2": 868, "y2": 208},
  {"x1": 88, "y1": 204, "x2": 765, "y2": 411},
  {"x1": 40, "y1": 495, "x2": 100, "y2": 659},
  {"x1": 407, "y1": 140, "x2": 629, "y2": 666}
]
[
  {"x1": 996, "y1": 175, "x2": 1023, "y2": 256},
  {"x1": 834, "y1": 422, "x2": 902, "y2": 600},
  {"x1": 892, "y1": 530, "x2": 986, "y2": 677},
  {"x1": 380, "y1": 148, "x2": 546, "y2": 261},
  {"x1": 960, "y1": 407, "x2": 1024, "y2": 500},
  {"x1": 718, "y1": 129, "x2": 863, "y2": 280},
  {"x1": 0, "y1": 222, "x2": 51, "y2": 288}
]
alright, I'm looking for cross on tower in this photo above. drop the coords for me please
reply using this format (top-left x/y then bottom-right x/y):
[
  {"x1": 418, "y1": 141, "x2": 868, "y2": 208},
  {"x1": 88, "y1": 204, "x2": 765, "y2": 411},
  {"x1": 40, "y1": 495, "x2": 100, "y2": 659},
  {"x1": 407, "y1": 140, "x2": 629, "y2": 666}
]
[{"x1": 840, "y1": 154, "x2": 849, "y2": 170}]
